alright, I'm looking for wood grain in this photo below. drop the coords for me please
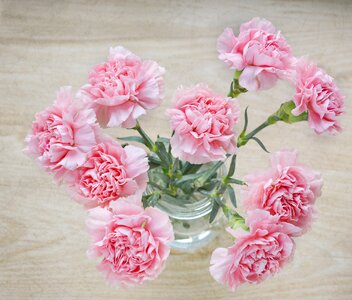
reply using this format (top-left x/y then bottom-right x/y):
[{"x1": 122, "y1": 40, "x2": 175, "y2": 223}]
[{"x1": 0, "y1": 0, "x2": 351, "y2": 299}]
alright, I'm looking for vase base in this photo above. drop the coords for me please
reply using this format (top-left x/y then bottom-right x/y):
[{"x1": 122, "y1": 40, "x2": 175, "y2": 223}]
[{"x1": 169, "y1": 229, "x2": 216, "y2": 252}]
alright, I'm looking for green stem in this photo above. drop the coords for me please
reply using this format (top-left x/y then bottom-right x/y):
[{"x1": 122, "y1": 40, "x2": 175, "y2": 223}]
[
  {"x1": 237, "y1": 100, "x2": 308, "y2": 148},
  {"x1": 245, "y1": 121, "x2": 270, "y2": 142},
  {"x1": 133, "y1": 121, "x2": 157, "y2": 152},
  {"x1": 133, "y1": 122, "x2": 179, "y2": 197}
]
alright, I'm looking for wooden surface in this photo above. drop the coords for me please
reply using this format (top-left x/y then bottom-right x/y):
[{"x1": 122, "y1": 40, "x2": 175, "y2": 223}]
[{"x1": 1, "y1": 0, "x2": 351, "y2": 299}]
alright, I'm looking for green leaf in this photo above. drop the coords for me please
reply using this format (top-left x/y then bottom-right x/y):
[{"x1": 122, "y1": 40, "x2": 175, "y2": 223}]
[
  {"x1": 148, "y1": 181, "x2": 164, "y2": 190},
  {"x1": 156, "y1": 135, "x2": 171, "y2": 154},
  {"x1": 227, "y1": 185, "x2": 237, "y2": 208},
  {"x1": 219, "y1": 184, "x2": 228, "y2": 195},
  {"x1": 171, "y1": 157, "x2": 179, "y2": 174},
  {"x1": 196, "y1": 161, "x2": 223, "y2": 187},
  {"x1": 214, "y1": 195, "x2": 225, "y2": 207},
  {"x1": 178, "y1": 182, "x2": 194, "y2": 194},
  {"x1": 148, "y1": 155, "x2": 162, "y2": 165},
  {"x1": 209, "y1": 200, "x2": 220, "y2": 223},
  {"x1": 199, "y1": 179, "x2": 219, "y2": 192},
  {"x1": 175, "y1": 171, "x2": 207, "y2": 186},
  {"x1": 227, "y1": 154, "x2": 237, "y2": 177},
  {"x1": 149, "y1": 193, "x2": 160, "y2": 207},
  {"x1": 148, "y1": 169, "x2": 169, "y2": 186},
  {"x1": 156, "y1": 136, "x2": 170, "y2": 145},
  {"x1": 243, "y1": 106, "x2": 249, "y2": 133},
  {"x1": 182, "y1": 162, "x2": 202, "y2": 174},
  {"x1": 250, "y1": 137, "x2": 270, "y2": 153},
  {"x1": 142, "y1": 193, "x2": 160, "y2": 208},
  {"x1": 227, "y1": 178, "x2": 246, "y2": 185},
  {"x1": 142, "y1": 194, "x2": 152, "y2": 208},
  {"x1": 148, "y1": 155, "x2": 162, "y2": 169},
  {"x1": 227, "y1": 80, "x2": 235, "y2": 97},
  {"x1": 155, "y1": 141, "x2": 172, "y2": 166},
  {"x1": 118, "y1": 136, "x2": 146, "y2": 145},
  {"x1": 149, "y1": 162, "x2": 160, "y2": 169}
]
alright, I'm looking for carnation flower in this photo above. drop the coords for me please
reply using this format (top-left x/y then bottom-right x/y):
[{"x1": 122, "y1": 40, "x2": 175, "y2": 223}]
[
  {"x1": 24, "y1": 86, "x2": 100, "y2": 181},
  {"x1": 217, "y1": 17, "x2": 294, "y2": 91},
  {"x1": 66, "y1": 136, "x2": 149, "y2": 208},
  {"x1": 86, "y1": 196, "x2": 174, "y2": 287},
  {"x1": 209, "y1": 210, "x2": 299, "y2": 291},
  {"x1": 292, "y1": 58, "x2": 345, "y2": 134},
  {"x1": 167, "y1": 84, "x2": 240, "y2": 164},
  {"x1": 79, "y1": 46, "x2": 165, "y2": 128},
  {"x1": 241, "y1": 150, "x2": 323, "y2": 234}
]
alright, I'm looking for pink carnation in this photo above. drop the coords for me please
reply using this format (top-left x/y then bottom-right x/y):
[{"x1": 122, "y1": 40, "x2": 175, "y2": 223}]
[
  {"x1": 24, "y1": 86, "x2": 99, "y2": 181},
  {"x1": 66, "y1": 136, "x2": 149, "y2": 209},
  {"x1": 217, "y1": 18, "x2": 294, "y2": 91},
  {"x1": 209, "y1": 210, "x2": 299, "y2": 291},
  {"x1": 241, "y1": 150, "x2": 323, "y2": 234},
  {"x1": 79, "y1": 46, "x2": 165, "y2": 128},
  {"x1": 86, "y1": 196, "x2": 174, "y2": 287},
  {"x1": 292, "y1": 58, "x2": 345, "y2": 134},
  {"x1": 167, "y1": 84, "x2": 240, "y2": 164}
]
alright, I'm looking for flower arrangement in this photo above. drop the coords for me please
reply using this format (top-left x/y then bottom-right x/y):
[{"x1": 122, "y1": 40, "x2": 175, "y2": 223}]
[{"x1": 25, "y1": 18, "x2": 344, "y2": 291}]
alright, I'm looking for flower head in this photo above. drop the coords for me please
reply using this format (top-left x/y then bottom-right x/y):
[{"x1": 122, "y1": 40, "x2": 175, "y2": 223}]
[
  {"x1": 67, "y1": 136, "x2": 149, "y2": 208},
  {"x1": 24, "y1": 86, "x2": 100, "y2": 181},
  {"x1": 210, "y1": 210, "x2": 298, "y2": 291},
  {"x1": 292, "y1": 58, "x2": 345, "y2": 134},
  {"x1": 167, "y1": 84, "x2": 240, "y2": 164},
  {"x1": 241, "y1": 150, "x2": 323, "y2": 234},
  {"x1": 217, "y1": 18, "x2": 294, "y2": 91},
  {"x1": 79, "y1": 46, "x2": 165, "y2": 128},
  {"x1": 86, "y1": 196, "x2": 174, "y2": 287}
]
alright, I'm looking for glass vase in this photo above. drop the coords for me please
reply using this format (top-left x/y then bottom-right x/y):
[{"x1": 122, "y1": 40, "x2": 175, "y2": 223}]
[{"x1": 146, "y1": 163, "x2": 226, "y2": 252}]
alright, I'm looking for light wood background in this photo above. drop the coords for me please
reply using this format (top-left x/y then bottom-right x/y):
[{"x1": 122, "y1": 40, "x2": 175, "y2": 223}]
[{"x1": 1, "y1": 0, "x2": 351, "y2": 299}]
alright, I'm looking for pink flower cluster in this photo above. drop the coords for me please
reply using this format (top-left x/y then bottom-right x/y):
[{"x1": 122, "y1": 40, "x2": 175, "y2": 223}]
[
  {"x1": 24, "y1": 86, "x2": 100, "y2": 181},
  {"x1": 217, "y1": 17, "x2": 294, "y2": 91},
  {"x1": 210, "y1": 210, "x2": 299, "y2": 291},
  {"x1": 217, "y1": 18, "x2": 344, "y2": 134},
  {"x1": 210, "y1": 150, "x2": 322, "y2": 291},
  {"x1": 292, "y1": 58, "x2": 345, "y2": 134},
  {"x1": 87, "y1": 196, "x2": 173, "y2": 287},
  {"x1": 242, "y1": 150, "x2": 323, "y2": 233},
  {"x1": 79, "y1": 46, "x2": 165, "y2": 128},
  {"x1": 66, "y1": 137, "x2": 149, "y2": 209},
  {"x1": 25, "y1": 47, "x2": 173, "y2": 287},
  {"x1": 167, "y1": 84, "x2": 240, "y2": 164}
]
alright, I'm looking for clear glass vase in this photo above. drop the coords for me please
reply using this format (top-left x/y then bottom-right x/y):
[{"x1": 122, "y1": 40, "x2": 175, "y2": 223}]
[{"x1": 146, "y1": 163, "x2": 226, "y2": 252}]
